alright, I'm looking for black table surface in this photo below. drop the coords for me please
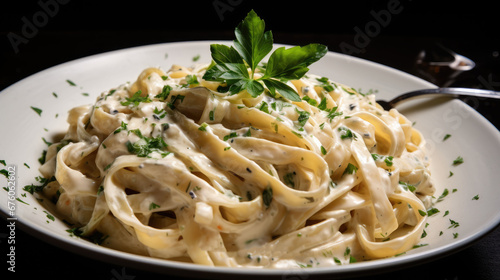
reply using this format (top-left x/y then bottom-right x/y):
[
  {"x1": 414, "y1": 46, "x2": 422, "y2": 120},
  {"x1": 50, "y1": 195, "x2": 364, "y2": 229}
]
[{"x1": 1, "y1": 1, "x2": 499, "y2": 279}]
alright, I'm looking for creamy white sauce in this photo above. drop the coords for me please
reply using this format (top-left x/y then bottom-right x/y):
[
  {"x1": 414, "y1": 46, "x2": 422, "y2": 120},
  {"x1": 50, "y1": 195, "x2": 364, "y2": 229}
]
[{"x1": 40, "y1": 63, "x2": 435, "y2": 268}]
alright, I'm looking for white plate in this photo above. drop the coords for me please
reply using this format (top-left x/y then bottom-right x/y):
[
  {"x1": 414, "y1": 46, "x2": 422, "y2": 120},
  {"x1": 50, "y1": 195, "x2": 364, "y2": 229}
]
[{"x1": 1, "y1": 41, "x2": 500, "y2": 278}]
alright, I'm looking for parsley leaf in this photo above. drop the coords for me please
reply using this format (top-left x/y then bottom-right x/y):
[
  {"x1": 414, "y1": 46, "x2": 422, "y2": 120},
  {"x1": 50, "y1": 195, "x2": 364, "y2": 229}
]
[
  {"x1": 155, "y1": 85, "x2": 172, "y2": 100},
  {"x1": 343, "y1": 163, "x2": 358, "y2": 175},
  {"x1": 203, "y1": 10, "x2": 327, "y2": 102},
  {"x1": 121, "y1": 90, "x2": 151, "y2": 107},
  {"x1": 31, "y1": 106, "x2": 43, "y2": 116},
  {"x1": 452, "y1": 156, "x2": 464, "y2": 165},
  {"x1": 233, "y1": 10, "x2": 273, "y2": 73},
  {"x1": 126, "y1": 129, "x2": 169, "y2": 158},
  {"x1": 149, "y1": 202, "x2": 160, "y2": 210},
  {"x1": 262, "y1": 186, "x2": 273, "y2": 209},
  {"x1": 338, "y1": 127, "x2": 357, "y2": 140},
  {"x1": 263, "y1": 44, "x2": 326, "y2": 80}
]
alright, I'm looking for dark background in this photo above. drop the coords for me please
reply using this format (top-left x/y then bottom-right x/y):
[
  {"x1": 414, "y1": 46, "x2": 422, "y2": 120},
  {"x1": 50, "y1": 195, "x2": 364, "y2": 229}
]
[{"x1": 1, "y1": 0, "x2": 499, "y2": 279}]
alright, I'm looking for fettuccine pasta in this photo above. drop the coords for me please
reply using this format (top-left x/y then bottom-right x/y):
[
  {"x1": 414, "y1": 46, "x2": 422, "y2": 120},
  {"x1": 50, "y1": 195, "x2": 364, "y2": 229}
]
[{"x1": 38, "y1": 63, "x2": 434, "y2": 268}]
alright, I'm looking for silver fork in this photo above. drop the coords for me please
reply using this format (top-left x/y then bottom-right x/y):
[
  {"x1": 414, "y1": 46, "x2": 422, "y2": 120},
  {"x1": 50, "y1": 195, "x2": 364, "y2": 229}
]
[{"x1": 376, "y1": 87, "x2": 500, "y2": 110}]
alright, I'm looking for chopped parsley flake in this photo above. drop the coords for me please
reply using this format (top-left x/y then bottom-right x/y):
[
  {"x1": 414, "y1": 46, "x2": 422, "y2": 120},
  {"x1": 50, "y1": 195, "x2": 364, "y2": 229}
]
[
  {"x1": 114, "y1": 121, "x2": 128, "y2": 134},
  {"x1": 426, "y1": 208, "x2": 440, "y2": 216},
  {"x1": 149, "y1": 202, "x2": 160, "y2": 210},
  {"x1": 31, "y1": 106, "x2": 42, "y2": 116},
  {"x1": 23, "y1": 176, "x2": 56, "y2": 194},
  {"x1": 372, "y1": 153, "x2": 393, "y2": 167},
  {"x1": 296, "y1": 109, "x2": 310, "y2": 128},
  {"x1": 418, "y1": 209, "x2": 427, "y2": 217},
  {"x1": 316, "y1": 77, "x2": 335, "y2": 92},
  {"x1": 167, "y1": 94, "x2": 185, "y2": 109},
  {"x1": 321, "y1": 145, "x2": 327, "y2": 155},
  {"x1": 437, "y1": 188, "x2": 450, "y2": 202},
  {"x1": 338, "y1": 127, "x2": 356, "y2": 140},
  {"x1": 343, "y1": 163, "x2": 358, "y2": 175},
  {"x1": 198, "y1": 122, "x2": 208, "y2": 132},
  {"x1": 283, "y1": 172, "x2": 296, "y2": 188},
  {"x1": 121, "y1": 90, "x2": 151, "y2": 107},
  {"x1": 259, "y1": 101, "x2": 270, "y2": 113},
  {"x1": 223, "y1": 132, "x2": 238, "y2": 141},
  {"x1": 448, "y1": 219, "x2": 460, "y2": 229},
  {"x1": 452, "y1": 156, "x2": 464, "y2": 166},
  {"x1": 155, "y1": 85, "x2": 172, "y2": 100},
  {"x1": 0, "y1": 169, "x2": 8, "y2": 179},
  {"x1": 126, "y1": 129, "x2": 169, "y2": 158},
  {"x1": 399, "y1": 181, "x2": 416, "y2": 192},
  {"x1": 412, "y1": 244, "x2": 428, "y2": 249},
  {"x1": 153, "y1": 107, "x2": 167, "y2": 119},
  {"x1": 185, "y1": 74, "x2": 199, "y2": 86},
  {"x1": 43, "y1": 210, "x2": 55, "y2": 221},
  {"x1": 262, "y1": 186, "x2": 273, "y2": 209},
  {"x1": 302, "y1": 96, "x2": 317, "y2": 106},
  {"x1": 326, "y1": 107, "x2": 342, "y2": 121}
]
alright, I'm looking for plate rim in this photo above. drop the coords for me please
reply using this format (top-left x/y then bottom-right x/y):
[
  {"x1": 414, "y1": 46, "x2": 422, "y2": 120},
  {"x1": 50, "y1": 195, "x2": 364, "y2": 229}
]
[{"x1": 2, "y1": 40, "x2": 500, "y2": 278}]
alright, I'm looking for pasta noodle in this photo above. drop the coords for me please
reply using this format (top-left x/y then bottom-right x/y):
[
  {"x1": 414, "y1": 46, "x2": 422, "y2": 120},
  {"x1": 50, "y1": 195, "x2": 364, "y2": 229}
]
[{"x1": 39, "y1": 62, "x2": 435, "y2": 268}]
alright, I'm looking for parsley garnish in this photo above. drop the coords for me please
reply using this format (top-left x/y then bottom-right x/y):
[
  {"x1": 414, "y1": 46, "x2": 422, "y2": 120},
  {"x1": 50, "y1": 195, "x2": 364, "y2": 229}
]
[
  {"x1": 198, "y1": 122, "x2": 208, "y2": 132},
  {"x1": 0, "y1": 169, "x2": 8, "y2": 179},
  {"x1": 338, "y1": 127, "x2": 357, "y2": 140},
  {"x1": 448, "y1": 219, "x2": 460, "y2": 229},
  {"x1": 262, "y1": 186, "x2": 273, "y2": 209},
  {"x1": 316, "y1": 77, "x2": 335, "y2": 92},
  {"x1": 426, "y1": 208, "x2": 440, "y2": 216},
  {"x1": 283, "y1": 172, "x2": 296, "y2": 188},
  {"x1": 437, "y1": 188, "x2": 449, "y2": 202},
  {"x1": 167, "y1": 94, "x2": 185, "y2": 109},
  {"x1": 418, "y1": 209, "x2": 427, "y2": 217},
  {"x1": 202, "y1": 10, "x2": 327, "y2": 102},
  {"x1": 155, "y1": 85, "x2": 172, "y2": 100},
  {"x1": 343, "y1": 163, "x2": 358, "y2": 175},
  {"x1": 114, "y1": 121, "x2": 128, "y2": 134},
  {"x1": 399, "y1": 181, "x2": 416, "y2": 192},
  {"x1": 23, "y1": 176, "x2": 56, "y2": 194},
  {"x1": 31, "y1": 106, "x2": 42, "y2": 116},
  {"x1": 326, "y1": 106, "x2": 342, "y2": 121},
  {"x1": 149, "y1": 202, "x2": 160, "y2": 210},
  {"x1": 452, "y1": 156, "x2": 464, "y2": 165},
  {"x1": 223, "y1": 132, "x2": 238, "y2": 141},
  {"x1": 372, "y1": 153, "x2": 393, "y2": 167},
  {"x1": 126, "y1": 129, "x2": 169, "y2": 158},
  {"x1": 121, "y1": 90, "x2": 151, "y2": 107},
  {"x1": 153, "y1": 107, "x2": 167, "y2": 119},
  {"x1": 296, "y1": 109, "x2": 310, "y2": 128},
  {"x1": 185, "y1": 75, "x2": 199, "y2": 86}
]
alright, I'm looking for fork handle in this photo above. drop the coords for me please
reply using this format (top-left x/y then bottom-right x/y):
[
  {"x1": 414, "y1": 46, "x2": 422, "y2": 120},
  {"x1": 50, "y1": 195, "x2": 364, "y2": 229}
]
[{"x1": 389, "y1": 87, "x2": 500, "y2": 107}]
